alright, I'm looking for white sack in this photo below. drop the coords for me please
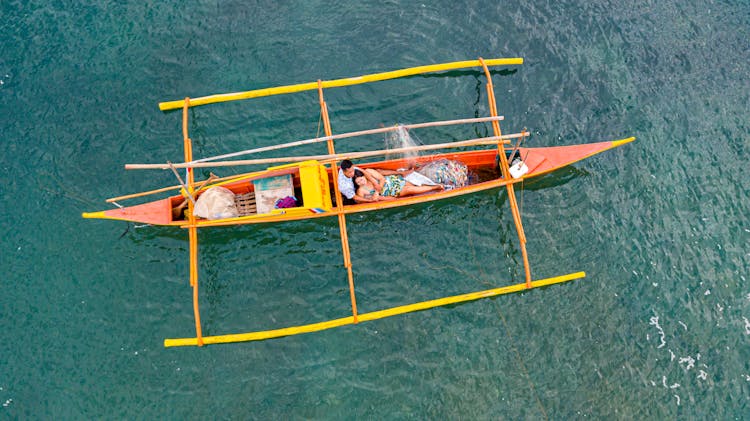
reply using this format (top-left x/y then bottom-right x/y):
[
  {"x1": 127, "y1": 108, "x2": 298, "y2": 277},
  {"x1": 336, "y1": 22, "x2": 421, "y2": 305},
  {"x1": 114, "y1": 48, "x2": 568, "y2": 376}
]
[{"x1": 193, "y1": 187, "x2": 239, "y2": 220}]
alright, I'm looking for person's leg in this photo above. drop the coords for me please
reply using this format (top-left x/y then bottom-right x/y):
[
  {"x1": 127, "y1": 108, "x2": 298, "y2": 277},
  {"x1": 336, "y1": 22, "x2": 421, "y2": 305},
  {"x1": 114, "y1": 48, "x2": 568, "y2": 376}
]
[{"x1": 399, "y1": 184, "x2": 443, "y2": 196}]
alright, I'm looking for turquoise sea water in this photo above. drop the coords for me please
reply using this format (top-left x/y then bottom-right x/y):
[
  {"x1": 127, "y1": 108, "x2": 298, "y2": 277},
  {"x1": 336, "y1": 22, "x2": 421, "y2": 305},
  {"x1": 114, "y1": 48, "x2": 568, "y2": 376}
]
[{"x1": 2, "y1": 0, "x2": 748, "y2": 418}]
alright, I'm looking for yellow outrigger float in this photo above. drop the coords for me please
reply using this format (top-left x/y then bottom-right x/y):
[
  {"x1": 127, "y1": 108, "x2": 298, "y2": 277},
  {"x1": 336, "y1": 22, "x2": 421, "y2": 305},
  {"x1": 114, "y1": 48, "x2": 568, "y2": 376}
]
[{"x1": 84, "y1": 58, "x2": 633, "y2": 347}]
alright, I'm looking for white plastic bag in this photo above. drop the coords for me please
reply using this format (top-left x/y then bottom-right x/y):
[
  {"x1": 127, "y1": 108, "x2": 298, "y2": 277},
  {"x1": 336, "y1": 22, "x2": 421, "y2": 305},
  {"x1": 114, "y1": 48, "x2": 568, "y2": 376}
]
[
  {"x1": 509, "y1": 160, "x2": 529, "y2": 178},
  {"x1": 193, "y1": 187, "x2": 239, "y2": 220},
  {"x1": 404, "y1": 171, "x2": 437, "y2": 186}
]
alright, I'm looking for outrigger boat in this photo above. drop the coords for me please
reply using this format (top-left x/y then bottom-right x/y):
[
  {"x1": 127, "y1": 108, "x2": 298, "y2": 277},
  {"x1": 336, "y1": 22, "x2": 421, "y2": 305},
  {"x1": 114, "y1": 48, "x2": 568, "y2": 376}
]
[{"x1": 83, "y1": 58, "x2": 634, "y2": 347}]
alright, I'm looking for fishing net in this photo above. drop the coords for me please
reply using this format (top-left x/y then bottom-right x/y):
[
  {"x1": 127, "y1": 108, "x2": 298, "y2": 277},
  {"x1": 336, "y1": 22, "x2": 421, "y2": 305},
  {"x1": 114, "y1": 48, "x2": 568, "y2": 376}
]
[
  {"x1": 417, "y1": 159, "x2": 469, "y2": 188},
  {"x1": 384, "y1": 125, "x2": 422, "y2": 163},
  {"x1": 383, "y1": 125, "x2": 468, "y2": 187}
]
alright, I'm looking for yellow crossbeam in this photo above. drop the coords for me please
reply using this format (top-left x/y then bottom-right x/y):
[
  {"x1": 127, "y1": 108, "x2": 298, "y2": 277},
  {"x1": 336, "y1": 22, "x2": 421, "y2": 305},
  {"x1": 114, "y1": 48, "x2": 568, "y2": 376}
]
[
  {"x1": 164, "y1": 271, "x2": 585, "y2": 347},
  {"x1": 159, "y1": 58, "x2": 523, "y2": 110}
]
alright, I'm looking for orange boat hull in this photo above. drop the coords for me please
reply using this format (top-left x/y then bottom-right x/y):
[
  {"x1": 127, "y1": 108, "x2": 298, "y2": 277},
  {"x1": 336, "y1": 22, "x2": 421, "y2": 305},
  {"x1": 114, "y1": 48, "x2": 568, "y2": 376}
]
[{"x1": 83, "y1": 138, "x2": 633, "y2": 227}]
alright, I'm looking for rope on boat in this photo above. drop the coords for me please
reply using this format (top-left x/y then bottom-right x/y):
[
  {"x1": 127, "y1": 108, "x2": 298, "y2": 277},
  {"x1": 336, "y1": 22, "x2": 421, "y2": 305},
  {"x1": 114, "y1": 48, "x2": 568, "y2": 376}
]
[
  {"x1": 166, "y1": 161, "x2": 196, "y2": 205},
  {"x1": 508, "y1": 128, "x2": 528, "y2": 164}
]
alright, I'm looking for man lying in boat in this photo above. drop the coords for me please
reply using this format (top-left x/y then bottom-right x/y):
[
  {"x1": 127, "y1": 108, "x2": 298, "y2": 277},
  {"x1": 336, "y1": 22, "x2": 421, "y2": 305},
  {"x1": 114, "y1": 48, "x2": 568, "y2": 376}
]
[
  {"x1": 338, "y1": 159, "x2": 413, "y2": 204},
  {"x1": 352, "y1": 168, "x2": 443, "y2": 202}
]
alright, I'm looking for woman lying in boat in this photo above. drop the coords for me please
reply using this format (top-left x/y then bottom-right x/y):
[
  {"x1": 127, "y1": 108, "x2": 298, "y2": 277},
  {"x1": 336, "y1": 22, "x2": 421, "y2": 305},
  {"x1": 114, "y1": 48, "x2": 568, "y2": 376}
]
[
  {"x1": 338, "y1": 159, "x2": 412, "y2": 205},
  {"x1": 352, "y1": 169, "x2": 443, "y2": 202}
]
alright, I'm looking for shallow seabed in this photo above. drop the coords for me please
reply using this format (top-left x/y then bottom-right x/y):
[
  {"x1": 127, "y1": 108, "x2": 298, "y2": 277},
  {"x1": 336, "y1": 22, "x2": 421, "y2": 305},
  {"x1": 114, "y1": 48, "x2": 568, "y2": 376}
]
[{"x1": 1, "y1": 0, "x2": 748, "y2": 418}]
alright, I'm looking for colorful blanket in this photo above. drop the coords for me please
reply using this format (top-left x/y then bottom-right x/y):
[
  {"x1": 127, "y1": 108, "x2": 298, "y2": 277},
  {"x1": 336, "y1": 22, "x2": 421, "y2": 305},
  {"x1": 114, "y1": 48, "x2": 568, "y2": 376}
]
[{"x1": 417, "y1": 159, "x2": 468, "y2": 187}]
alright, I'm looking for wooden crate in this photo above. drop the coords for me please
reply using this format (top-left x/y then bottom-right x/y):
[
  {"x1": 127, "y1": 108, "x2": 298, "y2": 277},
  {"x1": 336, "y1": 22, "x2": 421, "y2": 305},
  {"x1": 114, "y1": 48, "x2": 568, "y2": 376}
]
[{"x1": 234, "y1": 192, "x2": 256, "y2": 216}]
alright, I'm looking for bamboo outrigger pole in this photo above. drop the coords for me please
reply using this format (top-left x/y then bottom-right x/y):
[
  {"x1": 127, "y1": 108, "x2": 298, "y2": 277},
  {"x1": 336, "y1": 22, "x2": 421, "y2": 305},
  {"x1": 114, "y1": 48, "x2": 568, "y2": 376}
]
[
  {"x1": 182, "y1": 98, "x2": 204, "y2": 346},
  {"x1": 318, "y1": 80, "x2": 359, "y2": 323},
  {"x1": 159, "y1": 58, "x2": 523, "y2": 111},
  {"x1": 478, "y1": 58, "x2": 532, "y2": 288},
  {"x1": 164, "y1": 271, "x2": 586, "y2": 347}
]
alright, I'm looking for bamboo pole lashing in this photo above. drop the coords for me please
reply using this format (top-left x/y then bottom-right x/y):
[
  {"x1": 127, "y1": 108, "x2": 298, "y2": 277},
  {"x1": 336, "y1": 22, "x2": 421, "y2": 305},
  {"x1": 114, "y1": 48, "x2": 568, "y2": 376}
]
[
  {"x1": 318, "y1": 80, "x2": 359, "y2": 323},
  {"x1": 125, "y1": 134, "x2": 516, "y2": 170}
]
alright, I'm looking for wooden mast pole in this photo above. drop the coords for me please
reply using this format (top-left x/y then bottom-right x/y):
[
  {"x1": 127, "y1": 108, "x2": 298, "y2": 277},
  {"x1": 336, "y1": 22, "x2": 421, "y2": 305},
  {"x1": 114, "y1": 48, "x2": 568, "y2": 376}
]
[
  {"x1": 318, "y1": 81, "x2": 359, "y2": 323},
  {"x1": 478, "y1": 58, "x2": 532, "y2": 288},
  {"x1": 183, "y1": 98, "x2": 204, "y2": 346}
]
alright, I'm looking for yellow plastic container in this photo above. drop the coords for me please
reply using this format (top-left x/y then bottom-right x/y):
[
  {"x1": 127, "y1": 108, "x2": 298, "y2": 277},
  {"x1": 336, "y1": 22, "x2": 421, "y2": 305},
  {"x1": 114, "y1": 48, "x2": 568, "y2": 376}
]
[{"x1": 298, "y1": 161, "x2": 332, "y2": 211}]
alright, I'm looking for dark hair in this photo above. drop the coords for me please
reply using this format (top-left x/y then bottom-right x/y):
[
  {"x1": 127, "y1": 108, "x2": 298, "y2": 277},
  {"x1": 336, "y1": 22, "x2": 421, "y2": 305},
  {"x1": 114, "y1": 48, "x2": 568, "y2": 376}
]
[
  {"x1": 341, "y1": 159, "x2": 353, "y2": 170},
  {"x1": 352, "y1": 169, "x2": 366, "y2": 188}
]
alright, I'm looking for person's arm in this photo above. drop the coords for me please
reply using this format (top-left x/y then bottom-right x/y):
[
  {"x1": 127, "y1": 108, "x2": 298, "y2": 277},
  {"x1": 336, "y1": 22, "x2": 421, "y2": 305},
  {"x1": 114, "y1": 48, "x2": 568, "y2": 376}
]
[
  {"x1": 353, "y1": 186, "x2": 377, "y2": 203},
  {"x1": 353, "y1": 193, "x2": 376, "y2": 203},
  {"x1": 364, "y1": 169, "x2": 385, "y2": 192},
  {"x1": 354, "y1": 192, "x2": 394, "y2": 202},
  {"x1": 376, "y1": 168, "x2": 413, "y2": 176}
]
